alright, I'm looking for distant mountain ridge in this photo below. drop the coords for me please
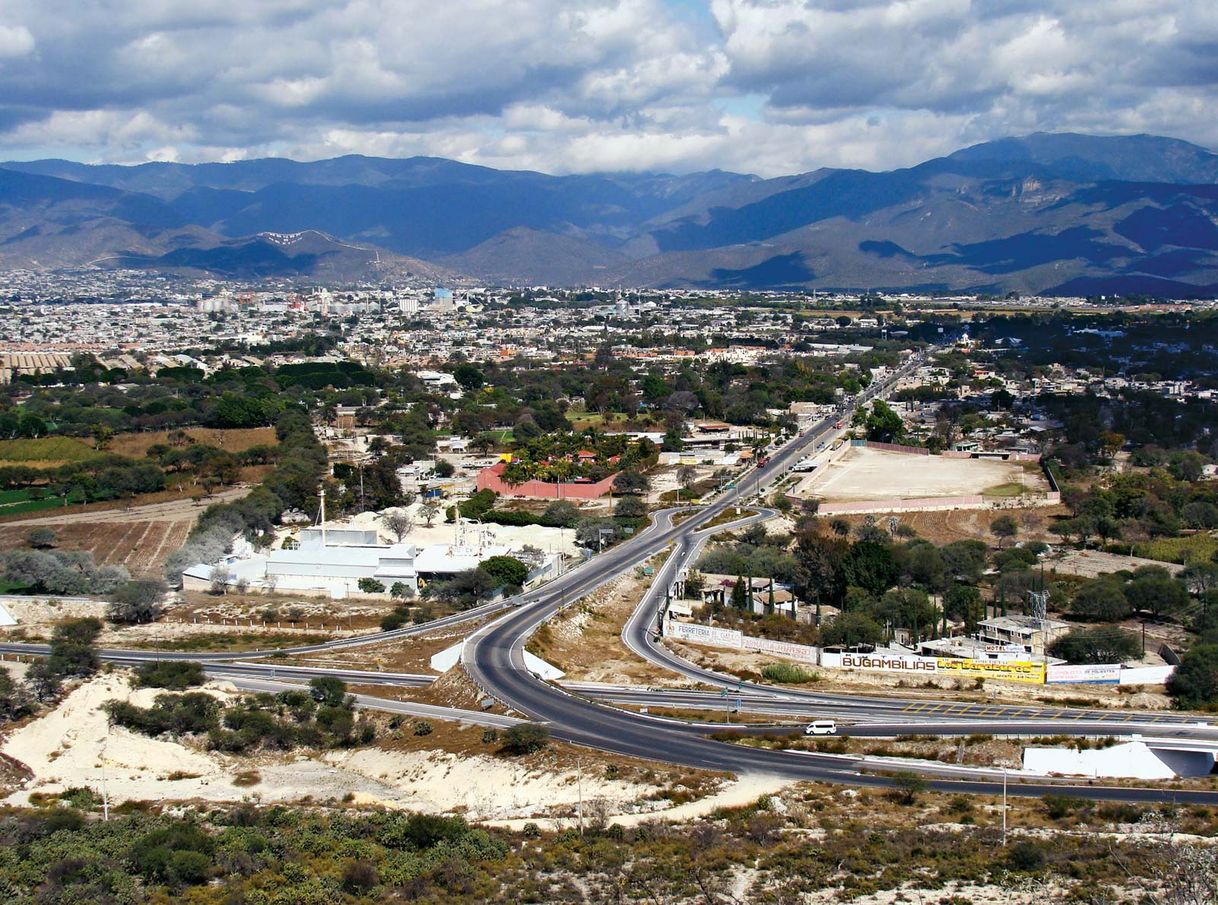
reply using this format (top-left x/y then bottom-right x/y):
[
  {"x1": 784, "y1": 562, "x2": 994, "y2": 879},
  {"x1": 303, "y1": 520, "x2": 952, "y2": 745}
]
[{"x1": 3, "y1": 132, "x2": 1218, "y2": 295}]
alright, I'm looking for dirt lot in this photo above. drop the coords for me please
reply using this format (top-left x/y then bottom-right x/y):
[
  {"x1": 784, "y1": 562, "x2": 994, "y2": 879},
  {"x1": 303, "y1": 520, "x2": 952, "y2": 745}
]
[
  {"x1": 0, "y1": 486, "x2": 250, "y2": 577},
  {"x1": 839, "y1": 504, "x2": 1069, "y2": 545},
  {"x1": 795, "y1": 446, "x2": 1049, "y2": 502},
  {"x1": 1050, "y1": 549, "x2": 1185, "y2": 579}
]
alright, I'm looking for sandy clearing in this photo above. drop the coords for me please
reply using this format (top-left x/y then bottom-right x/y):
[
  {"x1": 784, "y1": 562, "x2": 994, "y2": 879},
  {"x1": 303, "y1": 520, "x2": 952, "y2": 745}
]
[
  {"x1": 484, "y1": 772, "x2": 792, "y2": 831},
  {"x1": 796, "y1": 446, "x2": 1047, "y2": 502},
  {"x1": 2, "y1": 485, "x2": 251, "y2": 527},
  {"x1": 0, "y1": 674, "x2": 689, "y2": 820}
]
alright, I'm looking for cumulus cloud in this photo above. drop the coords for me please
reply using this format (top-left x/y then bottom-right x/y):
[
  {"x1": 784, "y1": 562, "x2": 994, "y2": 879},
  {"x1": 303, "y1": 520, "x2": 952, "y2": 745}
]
[{"x1": 0, "y1": 1, "x2": 1214, "y2": 175}]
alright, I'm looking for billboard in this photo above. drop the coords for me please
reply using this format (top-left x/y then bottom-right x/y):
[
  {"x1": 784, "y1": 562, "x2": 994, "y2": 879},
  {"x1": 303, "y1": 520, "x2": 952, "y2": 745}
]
[
  {"x1": 1046, "y1": 663, "x2": 1121, "y2": 685},
  {"x1": 937, "y1": 658, "x2": 1045, "y2": 684},
  {"x1": 822, "y1": 651, "x2": 1046, "y2": 684}
]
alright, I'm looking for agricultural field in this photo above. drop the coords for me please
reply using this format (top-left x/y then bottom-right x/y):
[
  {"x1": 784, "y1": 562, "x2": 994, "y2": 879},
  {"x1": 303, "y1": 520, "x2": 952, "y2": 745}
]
[
  {"x1": 0, "y1": 436, "x2": 101, "y2": 468},
  {"x1": 794, "y1": 446, "x2": 1049, "y2": 503}
]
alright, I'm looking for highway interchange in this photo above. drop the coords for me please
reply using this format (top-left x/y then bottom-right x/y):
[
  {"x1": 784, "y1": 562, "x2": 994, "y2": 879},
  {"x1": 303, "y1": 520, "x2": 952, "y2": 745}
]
[{"x1": 6, "y1": 347, "x2": 1218, "y2": 804}]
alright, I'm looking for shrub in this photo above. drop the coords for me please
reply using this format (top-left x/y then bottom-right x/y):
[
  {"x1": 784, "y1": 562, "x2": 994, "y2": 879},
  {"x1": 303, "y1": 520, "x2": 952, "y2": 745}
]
[
  {"x1": 134, "y1": 661, "x2": 205, "y2": 690},
  {"x1": 413, "y1": 721, "x2": 433, "y2": 736},
  {"x1": 760, "y1": 662, "x2": 819, "y2": 684},
  {"x1": 502, "y1": 722, "x2": 549, "y2": 755},
  {"x1": 357, "y1": 577, "x2": 386, "y2": 594}
]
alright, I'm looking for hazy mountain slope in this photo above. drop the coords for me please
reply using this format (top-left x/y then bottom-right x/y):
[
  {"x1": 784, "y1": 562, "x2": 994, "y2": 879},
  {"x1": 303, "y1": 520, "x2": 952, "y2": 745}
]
[{"x1": 4, "y1": 132, "x2": 1218, "y2": 293}]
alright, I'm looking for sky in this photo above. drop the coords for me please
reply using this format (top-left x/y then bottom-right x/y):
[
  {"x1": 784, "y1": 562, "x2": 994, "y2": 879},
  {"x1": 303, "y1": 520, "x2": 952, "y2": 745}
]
[{"x1": 0, "y1": 0, "x2": 1215, "y2": 177}]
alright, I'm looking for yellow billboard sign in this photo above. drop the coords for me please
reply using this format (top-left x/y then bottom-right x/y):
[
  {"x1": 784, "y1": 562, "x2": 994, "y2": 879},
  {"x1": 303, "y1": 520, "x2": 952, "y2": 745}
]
[{"x1": 936, "y1": 658, "x2": 1045, "y2": 684}]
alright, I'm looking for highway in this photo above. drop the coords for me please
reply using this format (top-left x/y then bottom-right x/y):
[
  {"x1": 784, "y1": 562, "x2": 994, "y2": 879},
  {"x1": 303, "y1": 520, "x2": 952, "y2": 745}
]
[
  {"x1": 11, "y1": 346, "x2": 1218, "y2": 803},
  {"x1": 460, "y1": 352, "x2": 1218, "y2": 803}
]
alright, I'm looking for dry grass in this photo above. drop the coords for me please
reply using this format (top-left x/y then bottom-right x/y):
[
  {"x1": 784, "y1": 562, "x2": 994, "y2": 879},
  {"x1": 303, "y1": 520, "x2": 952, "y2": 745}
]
[
  {"x1": 104, "y1": 427, "x2": 278, "y2": 459},
  {"x1": 0, "y1": 518, "x2": 194, "y2": 576}
]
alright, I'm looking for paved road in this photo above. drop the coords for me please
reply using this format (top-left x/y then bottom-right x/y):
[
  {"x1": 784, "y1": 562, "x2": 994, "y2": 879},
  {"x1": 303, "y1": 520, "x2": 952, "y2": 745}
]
[{"x1": 462, "y1": 354, "x2": 1218, "y2": 803}]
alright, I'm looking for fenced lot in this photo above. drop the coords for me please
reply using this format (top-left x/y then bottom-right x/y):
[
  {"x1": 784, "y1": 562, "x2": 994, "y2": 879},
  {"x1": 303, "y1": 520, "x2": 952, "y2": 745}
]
[{"x1": 794, "y1": 446, "x2": 1048, "y2": 502}]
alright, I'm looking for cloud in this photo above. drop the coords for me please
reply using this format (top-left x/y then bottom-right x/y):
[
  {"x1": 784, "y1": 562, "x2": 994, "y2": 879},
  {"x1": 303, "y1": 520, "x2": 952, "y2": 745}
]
[{"x1": 0, "y1": 1, "x2": 1214, "y2": 176}]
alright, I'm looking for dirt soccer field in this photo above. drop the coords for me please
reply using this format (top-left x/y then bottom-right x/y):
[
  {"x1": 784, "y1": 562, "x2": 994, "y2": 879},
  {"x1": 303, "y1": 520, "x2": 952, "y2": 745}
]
[{"x1": 793, "y1": 446, "x2": 1048, "y2": 502}]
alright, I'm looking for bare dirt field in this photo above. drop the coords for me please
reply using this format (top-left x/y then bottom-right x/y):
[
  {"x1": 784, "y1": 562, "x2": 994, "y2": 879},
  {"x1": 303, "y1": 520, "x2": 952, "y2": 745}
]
[
  {"x1": 795, "y1": 446, "x2": 1048, "y2": 502},
  {"x1": 1049, "y1": 550, "x2": 1185, "y2": 579},
  {"x1": 106, "y1": 427, "x2": 277, "y2": 459},
  {"x1": 840, "y1": 504, "x2": 1069, "y2": 545},
  {"x1": 0, "y1": 487, "x2": 250, "y2": 577}
]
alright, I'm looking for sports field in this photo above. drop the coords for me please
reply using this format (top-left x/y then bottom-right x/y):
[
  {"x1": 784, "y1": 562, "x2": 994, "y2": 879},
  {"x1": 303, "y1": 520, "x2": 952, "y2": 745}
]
[{"x1": 794, "y1": 446, "x2": 1048, "y2": 502}]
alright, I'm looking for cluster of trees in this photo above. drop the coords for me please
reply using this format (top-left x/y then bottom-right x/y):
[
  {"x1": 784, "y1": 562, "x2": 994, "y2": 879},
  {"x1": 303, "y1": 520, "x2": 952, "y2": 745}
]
[
  {"x1": 1049, "y1": 473, "x2": 1218, "y2": 548},
  {"x1": 499, "y1": 432, "x2": 658, "y2": 486},
  {"x1": 0, "y1": 548, "x2": 129, "y2": 597},
  {"x1": 165, "y1": 409, "x2": 327, "y2": 587},
  {"x1": 420, "y1": 555, "x2": 530, "y2": 610},
  {"x1": 0, "y1": 453, "x2": 166, "y2": 504},
  {"x1": 106, "y1": 676, "x2": 375, "y2": 753}
]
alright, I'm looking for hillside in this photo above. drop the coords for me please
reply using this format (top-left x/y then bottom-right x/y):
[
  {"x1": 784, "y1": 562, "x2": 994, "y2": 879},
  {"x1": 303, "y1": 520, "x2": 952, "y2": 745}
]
[{"x1": 3, "y1": 132, "x2": 1218, "y2": 293}]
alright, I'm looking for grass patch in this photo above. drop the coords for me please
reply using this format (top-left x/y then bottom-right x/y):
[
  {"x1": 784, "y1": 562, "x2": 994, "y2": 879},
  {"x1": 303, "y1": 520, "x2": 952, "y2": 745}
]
[
  {"x1": 0, "y1": 437, "x2": 101, "y2": 464},
  {"x1": 1135, "y1": 533, "x2": 1218, "y2": 565},
  {"x1": 760, "y1": 662, "x2": 820, "y2": 684},
  {"x1": 981, "y1": 481, "x2": 1027, "y2": 498}
]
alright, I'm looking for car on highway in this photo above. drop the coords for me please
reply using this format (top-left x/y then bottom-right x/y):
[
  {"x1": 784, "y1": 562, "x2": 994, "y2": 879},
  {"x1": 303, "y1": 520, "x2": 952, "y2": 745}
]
[{"x1": 805, "y1": 719, "x2": 837, "y2": 736}]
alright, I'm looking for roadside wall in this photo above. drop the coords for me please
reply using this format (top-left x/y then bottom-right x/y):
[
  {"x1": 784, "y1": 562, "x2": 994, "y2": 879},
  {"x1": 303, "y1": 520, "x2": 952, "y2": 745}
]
[{"x1": 663, "y1": 618, "x2": 820, "y2": 664}]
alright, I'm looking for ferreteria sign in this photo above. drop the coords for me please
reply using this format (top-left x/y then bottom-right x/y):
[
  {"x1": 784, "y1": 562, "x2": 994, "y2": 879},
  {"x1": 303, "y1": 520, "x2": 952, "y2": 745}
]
[{"x1": 822, "y1": 651, "x2": 1046, "y2": 684}]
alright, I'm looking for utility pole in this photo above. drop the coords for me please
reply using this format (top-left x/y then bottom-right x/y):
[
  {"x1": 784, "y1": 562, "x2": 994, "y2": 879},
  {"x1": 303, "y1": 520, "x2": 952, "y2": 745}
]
[{"x1": 1002, "y1": 767, "x2": 1008, "y2": 846}]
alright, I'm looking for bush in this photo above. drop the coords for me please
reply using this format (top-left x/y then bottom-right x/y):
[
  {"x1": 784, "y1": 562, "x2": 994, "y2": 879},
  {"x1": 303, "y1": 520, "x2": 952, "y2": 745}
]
[
  {"x1": 380, "y1": 609, "x2": 408, "y2": 631},
  {"x1": 134, "y1": 661, "x2": 206, "y2": 690},
  {"x1": 107, "y1": 579, "x2": 167, "y2": 625},
  {"x1": 413, "y1": 721, "x2": 433, "y2": 736},
  {"x1": 1167, "y1": 644, "x2": 1218, "y2": 709},
  {"x1": 1049, "y1": 626, "x2": 1141, "y2": 664},
  {"x1": 1005, "y1": 841, "x2": 1046, "y2": 871},
  {"x1": 502, "y1": 722, "x2": 549, "y2": 755},
  {"x1": 357, "y1": 577, "x2": 386, "y2": 594},
  {"x1": 760, "y1": 662, "x2": 819, "y2": 684}
]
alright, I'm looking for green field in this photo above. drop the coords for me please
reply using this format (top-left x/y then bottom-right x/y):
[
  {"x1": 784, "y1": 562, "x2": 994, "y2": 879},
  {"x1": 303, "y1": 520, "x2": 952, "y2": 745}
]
[
  {"x1": 0, "y1": 436, "x2": 101, "y2": 464},
  {"x1": 0, "y1": 487, "x2": 86, "y2": 516},
  {"x1": 981, "y1": 481, "x2": 1028, "y2": 498},
  {"x1": 1135, "y1": 533, "x2": 1218, "y2": 565}
]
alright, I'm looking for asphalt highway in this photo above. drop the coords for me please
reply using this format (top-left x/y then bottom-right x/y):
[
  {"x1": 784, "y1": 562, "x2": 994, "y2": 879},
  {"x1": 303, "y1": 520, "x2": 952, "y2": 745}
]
[{"x1": 461, "y1": 353, "x2": 1218, "y2": 803}]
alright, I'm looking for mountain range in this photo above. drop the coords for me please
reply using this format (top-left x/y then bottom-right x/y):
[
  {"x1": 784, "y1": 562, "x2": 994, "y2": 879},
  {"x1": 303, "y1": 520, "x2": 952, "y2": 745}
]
[{"x1": 4, "y1": 132, "x2": 1218, "y2": 296}]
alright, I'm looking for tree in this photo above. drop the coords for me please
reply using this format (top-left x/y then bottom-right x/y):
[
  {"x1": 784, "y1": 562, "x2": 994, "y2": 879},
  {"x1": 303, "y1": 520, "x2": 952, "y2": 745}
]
[
  {"x1": 453, "y1": 363, "x2": 484, "y2": 392},
  {"x1": 1070, "y1": 579, "x2": 1131, "y2": 622},
  {"x1": 821, "y1": 612, "x2": 884, "y2": 648},
  {"x1": 890, "y1": 771, "x2": 928, "y2": 805},
  {"x1": 434, "y1": 459, "x2": 455, "y2": 478},
  {"x1": 990, "y1": 514, "x2": 1019, "y2": 548},
  {"x1": 108, "y1": 579, "x2": 167, "y2": 625},
  {"x1": 420, "y1": 499, "x2": 441, "y2": 527},
  {"x1": 676, "y1": 464, "x2": 698, "y2": 498},
  {"x1": 865, "y1": 400, "x2": 905, "y2": 444},
  {"x1": 390, "y1": 581, "x2": 415, "y2": 600},
  {"x1": 309, "y1": 676, "x2": 349, "y2": 707},
  {"x1": 1049, "y1": 626, "x2": 1140, "y2": 664},
  {"x1": 357, "y1": 577, "x2": 386, "y2": 594},
  {"x1": 26, "y1": 527, "x2": 56, "y2": 549},
  {"x1": 944, "y1": 585, "x2": 985, "y2": 630},
  {"x1": 383, "y1": 508, "x2": 414, "y2": 542},
  {"x1": 841, "y1": 540, "x2": 899, "y2": 598},
  {"x1": 1167, "y1": 644, "x2": 1218, "y2": 708},
  {"x1": 731, "y1": 576, "x2": 749, "y2": 611},
  {"x1": 502, "y1": 722, "x2": 549, "y2": 754},
  {"x1": 1125, "y1": 571, "x2": 1190, "y2": 619},
  {"x1": 480, "y1": 555, "x2": 528, "y2": 590},
  {"x1": 28, "y1": 617, "x2": 103, "y2": 698},
  {"x1": 612, "y1": 469, "x2": 650, "y2": 495},
  {"x1": 614, "y1": 496, "x2": 647, "y2": 519},
  {"x1": 208, "y1": 563, "x2": 231, "y2": 596}
]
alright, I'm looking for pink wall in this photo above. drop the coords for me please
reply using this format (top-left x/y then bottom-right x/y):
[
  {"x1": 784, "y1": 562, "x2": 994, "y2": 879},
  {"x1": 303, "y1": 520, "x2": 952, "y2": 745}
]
[{"x1": 475, "y1": 461, "x2": 619, "y2": 500}]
